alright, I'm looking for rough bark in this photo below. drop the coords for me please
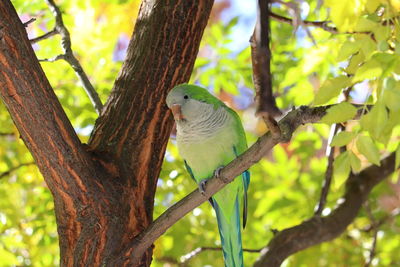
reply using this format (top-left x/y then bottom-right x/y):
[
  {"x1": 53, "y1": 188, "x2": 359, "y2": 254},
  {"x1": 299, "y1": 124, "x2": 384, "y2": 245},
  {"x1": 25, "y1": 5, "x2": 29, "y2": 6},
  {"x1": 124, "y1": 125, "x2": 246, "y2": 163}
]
[{"x1": 0, "y1": 0, "x2": 213, "y2": 266}]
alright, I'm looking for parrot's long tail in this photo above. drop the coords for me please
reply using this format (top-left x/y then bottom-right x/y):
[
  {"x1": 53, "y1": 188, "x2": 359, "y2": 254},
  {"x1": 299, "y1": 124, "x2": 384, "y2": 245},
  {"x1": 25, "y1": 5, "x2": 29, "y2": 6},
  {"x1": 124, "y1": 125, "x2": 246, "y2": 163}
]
[{"x1": 213, "y1": 195, "x2": 243, "y2": 267}]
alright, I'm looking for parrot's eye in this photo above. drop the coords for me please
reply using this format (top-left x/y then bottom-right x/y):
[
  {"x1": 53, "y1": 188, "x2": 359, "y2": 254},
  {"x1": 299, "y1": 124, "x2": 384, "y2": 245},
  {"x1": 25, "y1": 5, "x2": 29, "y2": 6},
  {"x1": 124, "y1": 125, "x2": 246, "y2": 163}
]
[{"x1": 183, "y1": 95, "x2": 189, "y2": 99}]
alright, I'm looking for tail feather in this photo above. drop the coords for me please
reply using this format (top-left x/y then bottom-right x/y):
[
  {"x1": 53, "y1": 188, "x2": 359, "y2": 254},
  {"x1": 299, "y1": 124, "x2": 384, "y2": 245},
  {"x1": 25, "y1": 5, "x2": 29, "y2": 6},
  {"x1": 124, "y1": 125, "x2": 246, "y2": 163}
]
[{"x1": 213, "y1": 195, "x2": 243, "y2": 267}]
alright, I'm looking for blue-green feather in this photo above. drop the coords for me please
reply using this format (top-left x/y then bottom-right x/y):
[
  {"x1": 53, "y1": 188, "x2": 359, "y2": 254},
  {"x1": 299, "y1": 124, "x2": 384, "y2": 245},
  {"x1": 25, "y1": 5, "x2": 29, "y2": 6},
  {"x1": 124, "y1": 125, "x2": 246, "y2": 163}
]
[
  {"x1": 213, "y1": 195, "x2": 244, "y2": 267},
  {"x1": 233, "y1": 146, "x2": 250, "y2": 228},
  {"x1": 184, "y1": 160, "x2": 196, "y2": 183}
]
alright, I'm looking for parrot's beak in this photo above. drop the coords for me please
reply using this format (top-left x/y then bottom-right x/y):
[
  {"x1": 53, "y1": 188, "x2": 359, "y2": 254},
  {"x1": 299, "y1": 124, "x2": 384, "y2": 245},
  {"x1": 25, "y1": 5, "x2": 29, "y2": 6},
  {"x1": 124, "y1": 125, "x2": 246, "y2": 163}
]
[{"x1": 170, "y1": 104, "x2": 184, "y2": 121}]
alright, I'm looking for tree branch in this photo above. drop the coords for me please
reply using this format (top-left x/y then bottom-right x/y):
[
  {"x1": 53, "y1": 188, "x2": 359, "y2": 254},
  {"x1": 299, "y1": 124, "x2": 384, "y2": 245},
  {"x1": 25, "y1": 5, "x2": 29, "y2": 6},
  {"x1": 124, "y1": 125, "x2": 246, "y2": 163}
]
[
  {"x1": 29, "y1": 28, "x2": 58, "y2": 44},
  {"x1": 0, "y1": 132, "x2": 15, "y2": 137},
  {"x1": 38, "y1": 54, "x2": 66, "y2": 62},
  {"x1": 315, "y1": 124, "x2": 341, "y2": 215},
  {"x1": 253, "y1": 152, "x2": 397, "y2": 267},
  {"x1": 119, "y1": 104, "x2": 366, "y2": 264},
  {"x1": 0, "y1": 162, "x2": 35, "y2": 179},
  {"x1": 42, "y1": 0, "x2": 103, "y2": 114},
  {"x1": 1, "y1": 2, "x2": 103, "y2": 260},
  {"x1": 251, "y1": 0, "x2": 281, "y2": 119},
  {"x1": 23, "y1": 17, "x2": 36, "y2": 27},
  {"x1": 270, "y1": 11, "x2": 338, "y2": 34}
]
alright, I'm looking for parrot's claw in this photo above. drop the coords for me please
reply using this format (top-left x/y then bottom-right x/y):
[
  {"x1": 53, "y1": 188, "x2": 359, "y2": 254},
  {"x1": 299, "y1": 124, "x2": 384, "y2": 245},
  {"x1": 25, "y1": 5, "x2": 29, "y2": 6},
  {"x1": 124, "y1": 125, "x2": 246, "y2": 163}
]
[
  {"x1": 198, "y1": 179, "x2": 208, "y2": 195},
  {"x1": 214, "y1": 166, "x2": 224, "y2": 178}
]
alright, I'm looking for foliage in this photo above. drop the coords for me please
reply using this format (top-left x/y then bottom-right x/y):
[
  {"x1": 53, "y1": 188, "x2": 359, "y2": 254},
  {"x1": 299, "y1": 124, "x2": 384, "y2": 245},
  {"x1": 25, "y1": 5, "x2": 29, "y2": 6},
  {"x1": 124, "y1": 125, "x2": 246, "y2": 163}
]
[{"x1": 1, "y1": 0, "x2": 400, "y2": 266}]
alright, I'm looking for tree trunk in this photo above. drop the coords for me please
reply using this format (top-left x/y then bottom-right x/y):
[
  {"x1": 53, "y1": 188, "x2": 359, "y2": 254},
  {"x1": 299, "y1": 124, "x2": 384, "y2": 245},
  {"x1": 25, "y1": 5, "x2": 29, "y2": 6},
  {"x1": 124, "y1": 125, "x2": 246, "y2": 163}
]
[{"x1": 0, "y1": 0, "x2": 213, "y2": 266}]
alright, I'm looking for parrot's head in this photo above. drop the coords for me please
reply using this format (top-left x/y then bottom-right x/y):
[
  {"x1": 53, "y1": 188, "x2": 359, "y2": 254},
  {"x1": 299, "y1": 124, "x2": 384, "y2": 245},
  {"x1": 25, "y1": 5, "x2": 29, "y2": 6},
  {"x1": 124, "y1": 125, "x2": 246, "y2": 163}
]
[{"x1": 166, "y1": 84, "x2": 220, "y2": 123}]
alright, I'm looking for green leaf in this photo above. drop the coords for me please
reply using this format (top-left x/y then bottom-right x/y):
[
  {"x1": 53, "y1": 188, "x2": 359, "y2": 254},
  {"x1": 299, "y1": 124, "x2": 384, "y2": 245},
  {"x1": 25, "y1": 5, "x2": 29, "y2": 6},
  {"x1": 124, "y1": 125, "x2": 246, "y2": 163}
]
[
  {"x1": 354, "y1": 17, "x2": 379, "y2": 32},
  {"x1": 356, "y1": 135, "x2": 381, "y2": 166},
  {"x1": 337, "y1": 41, "x2": 359, "y2": 62},
  {"x1": 358, "y1": 37, "x2": 376, "y2": 59},
  {"x1": 349, "y1": 151, "x2": 362, "y2": 172},
  {"x1": 345, "y1": 51, "x2": 365, "y2": 74},
  {"x1": 333, "y1": 151, "x2": 351, "y2": 188},
  {"x1": 383, "y1": 88, "x2": 400, "y2": 111},
  {"x1": 374, "y1": 25, "x2": 391, "y2": 42},
  {"x1": 360, "y1": 101, "x2": 388, "y2": 140},
  {"x1": 320, "y1": 102, "x2": 358, "y2": 124},
  {"x1": 330, "y1": 131, "x2": 357, "y2": 147},
  {"x1": 314, "y1": 76, "x2": 350, "y2": 105},
  {"x1": 352, "y1": 58, "x2": 383, "y2": 82}
]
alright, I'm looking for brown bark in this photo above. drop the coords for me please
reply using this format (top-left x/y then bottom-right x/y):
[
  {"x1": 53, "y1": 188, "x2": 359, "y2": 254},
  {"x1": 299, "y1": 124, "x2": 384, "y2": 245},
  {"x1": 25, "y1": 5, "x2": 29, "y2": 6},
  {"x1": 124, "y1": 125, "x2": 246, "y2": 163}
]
[{"x1": 0, "y1": 0, "x2": 213, "y2": 266}]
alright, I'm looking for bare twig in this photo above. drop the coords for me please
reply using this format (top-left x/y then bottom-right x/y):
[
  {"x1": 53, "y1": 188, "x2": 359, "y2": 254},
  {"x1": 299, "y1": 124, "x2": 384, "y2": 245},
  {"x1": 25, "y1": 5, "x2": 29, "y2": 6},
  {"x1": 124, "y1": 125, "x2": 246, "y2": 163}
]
[
  {"x1": 251, "y1": 0, "x2": 281, "y2": 119},
  {"x1": 112, "y1": 104, "x2": 369, "y2": 265},
  {"x1": 30, "y1": 28, "x2": 58, "y2": 44},
  {"x1": 157, "y1": 256, "x2": 181, "y2": 266},
  {"x1": 270, "y1": 11, "x2": 338, "y2": 33},
  {"x1": 38, "y1": 54, "x2": 66, "y2": 62},
  {"x1": 253, "y1": 153, "x2": 397, "y2": 267},
  {"x1": 363, "y1": 208, "x2": 400, "y2": 232},
  {"x1": 315, "y1": 124, "x2": 341, "y2": 215},
  {"x1": 273, "y1": 0, "x2": 317, "y2": 44},
  {"x1": 314, "y1": 145, "x2": 336, "y2": 215},
  {"x1": 23, "y1": 17, "x2": 36, "y2": 27},
  {"x1": 0, "y1": 132, "x2": 15, "y2": 137},
  {"x1": 41, "y1": 0, "x2": 103, "y2": 114},
  {"x1": 269, "y1": 11, "x2": 376, "y2": 36},
  {"x1": 0, "y1": 162, "x2": 36, "y2": 179}
]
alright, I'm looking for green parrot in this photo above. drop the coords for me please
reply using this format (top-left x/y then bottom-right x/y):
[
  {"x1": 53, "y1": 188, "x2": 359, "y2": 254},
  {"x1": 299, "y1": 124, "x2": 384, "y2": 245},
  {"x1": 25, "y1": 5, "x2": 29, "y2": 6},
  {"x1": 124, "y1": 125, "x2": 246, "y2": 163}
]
[{"x1": 166, "y1": 84, "x2": 250, "y2": 267}]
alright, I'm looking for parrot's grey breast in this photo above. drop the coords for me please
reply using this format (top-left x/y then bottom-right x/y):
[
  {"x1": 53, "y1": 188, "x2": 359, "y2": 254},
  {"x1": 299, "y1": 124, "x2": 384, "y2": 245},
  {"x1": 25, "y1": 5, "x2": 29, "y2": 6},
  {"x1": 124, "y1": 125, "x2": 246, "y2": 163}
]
[{"x1": 176, "y1": 104, "x2": 231, "y2": 144}]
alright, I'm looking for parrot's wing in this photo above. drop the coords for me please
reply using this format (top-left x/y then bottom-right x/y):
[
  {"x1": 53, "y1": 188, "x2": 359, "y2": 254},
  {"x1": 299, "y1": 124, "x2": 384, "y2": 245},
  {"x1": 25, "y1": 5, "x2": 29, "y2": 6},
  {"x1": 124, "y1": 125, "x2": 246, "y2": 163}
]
[
  {"x1": 184, "y1": 160, "x2": 196, "y2": 183},
  {"x1": 233, "y1": 146, "x2": 250, "y2": 229},
  {"x1": 242, "y1": 170, "x2": 250, "y2": 228},
  {"x1": 184, "y1": 159, "x2": 215, "y2": 207}
]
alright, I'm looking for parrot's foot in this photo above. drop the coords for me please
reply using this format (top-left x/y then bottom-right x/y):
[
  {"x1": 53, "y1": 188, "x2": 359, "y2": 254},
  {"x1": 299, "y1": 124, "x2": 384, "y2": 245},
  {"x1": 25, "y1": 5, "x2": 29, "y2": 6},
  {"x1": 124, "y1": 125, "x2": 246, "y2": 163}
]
[
  {"x1": 213, "y1": 166, "x2": 224, "y2": 178},
  {"x1": 198, "y1": 179, "x2": 208, "y2": 195},
  {"x1": 214, "y1": 166, "x2": 230, "y2": 183}
]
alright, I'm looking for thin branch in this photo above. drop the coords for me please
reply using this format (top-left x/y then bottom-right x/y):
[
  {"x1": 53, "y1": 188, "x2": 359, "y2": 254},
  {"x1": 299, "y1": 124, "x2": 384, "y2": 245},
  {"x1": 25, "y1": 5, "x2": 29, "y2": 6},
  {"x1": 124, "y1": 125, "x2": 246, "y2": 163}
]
[
  {"x1": 270, "y1": 11, "x2": 338, "y2": 34},
  {"x1": 315, "y1": 124, "x2": 341, "y2": 215},
  {"x1": 0, "y1": 162, "x2": 35, "y2": 180},
  {"x1": 30, "y1": 28, "x2": 58, "y2": 44},
  {"x1": 251, "y1": 0, "x2": 281, "y2": 118},
  {"x1": 23, "y1": 17, "x2": 36, "y2": 27},
  {"x1": 273, "y1": 0, "x2": 317, "y2": 44},
  {"x1": 253, "y1": 152, "x2": 397, "y2": 267},
  {"x1": 0, "y1": 132, "x2": 15, "y2": 137},
  {"x1": 42, "y1": 0, "x2": 103, "y2": 114},
  {"x1": 157, "y1": 256, "x2": 181, "y2": 266},
  {"x1": 38, "y1": 54, "x2": 66, "y2": 62},
  {"x1": 315, "y1": 83, "x2": 354, "y2": 215},
  {"x1": 114, "y1": 104, "x2": 368, "y2": 265},
  {"x1": 362, "y1": 208, "x2": 400, "y2": 232}
]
